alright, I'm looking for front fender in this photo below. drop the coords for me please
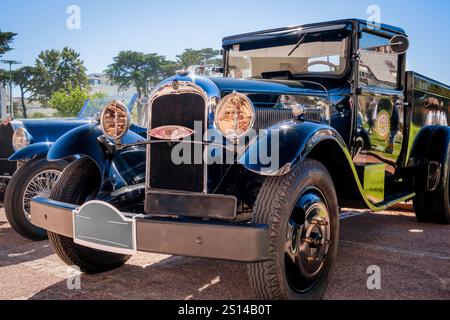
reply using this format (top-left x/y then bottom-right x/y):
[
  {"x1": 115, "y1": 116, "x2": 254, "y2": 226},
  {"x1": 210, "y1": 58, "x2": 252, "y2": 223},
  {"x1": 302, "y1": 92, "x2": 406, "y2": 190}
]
[
  {"x1": 238, "y1": 120, "x2": 345, "y2": 176},
  {"x1": 48, "y1": 124, "x2": 105, "y2": 172},
  {"x1": 48, "y1": 124, "x2": 145, "y2": 176},
  {"x1": 9, "y1": 142, "x2": 53, "y2": 161}
]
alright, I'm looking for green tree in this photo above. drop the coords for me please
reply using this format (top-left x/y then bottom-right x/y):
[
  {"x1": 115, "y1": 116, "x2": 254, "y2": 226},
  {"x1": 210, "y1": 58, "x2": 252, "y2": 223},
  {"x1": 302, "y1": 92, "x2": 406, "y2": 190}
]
[
  {"x1": 12, "y1": 66, "x2": 35, "y2": 119},
  {"x1": 32, "y1": 47, "x2": 89, "y2": 103},
  {"x1": 176, "y1": 48, "x2": 222, "y2": 69},
  {"x1": 48, "y1": 86, "x2": 89, "y2": 117},
  {"x1": 105, "y1": 51, "x2": 176, "y2": 121},
  {"x1": 0, "y1": 30, "x2": 16, "y2": 57},
  {"x1": 31, "y1": 112, "x2": 46, "y2": 119},
  {"x1": 0, "y1": 69, "x2": 8, "y2": 82}
]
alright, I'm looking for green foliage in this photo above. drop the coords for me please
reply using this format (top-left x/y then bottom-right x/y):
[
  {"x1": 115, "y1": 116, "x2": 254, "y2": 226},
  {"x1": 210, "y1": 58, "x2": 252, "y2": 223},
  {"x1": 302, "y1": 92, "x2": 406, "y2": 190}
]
[
  {"x1": 105, "y1": 51, "x2": 177, "y2": 121},
  {"x1": 48, "y1": 87, "x2": 89, "y2": 117},
  {"x1": 105, "y1": 51, "x2": 175, "y2": 96},
  {"x1": 12, "y1": 66, "x2": 35, "y2": 88},
  {"x1": 90, "y1": 92, "x2": 108, "y2": 100},
  {"x1": 52, "y1": 111, "x2": 66, "y2": 118},
  {"x1": 30, "y1": 112, "x2": 47, "y2": 119},
  {"x1": 0, "y1": 68, "x2": 8, "y2": 82},
  {"x1": 176, "y1": 48, "x2": 222, "y2": 69},
  {"x1": 0, "y1": 30, "x2": 17, "y2": 57},
  {"x1": 12, "y1": 66, "x2": 35, "y2": 118},
  {"x1": 31, "y1": 47, "x2": 89, "y2": 103}
]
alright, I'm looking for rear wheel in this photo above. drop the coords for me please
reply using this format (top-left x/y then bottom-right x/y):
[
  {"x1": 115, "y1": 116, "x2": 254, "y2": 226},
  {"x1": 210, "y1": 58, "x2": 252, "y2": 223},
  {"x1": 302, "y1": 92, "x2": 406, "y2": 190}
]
[
  {"x1": 4, "y1": 157, "x2": 66, "y2": 241},
  {"x1": 48, "y1": 157, "x2": 131, "y2": 274},
  {"x1": 248, "y1": 159, "x2": 339, "y2": 300},
  {"x1": 413, "y1": 170, "x2": 450, "y2": 224}
]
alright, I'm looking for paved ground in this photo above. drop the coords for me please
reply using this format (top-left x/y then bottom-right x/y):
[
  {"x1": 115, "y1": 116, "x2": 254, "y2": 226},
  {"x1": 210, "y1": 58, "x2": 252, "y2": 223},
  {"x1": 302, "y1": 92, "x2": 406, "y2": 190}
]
[{"x1": 0, "y1": 206, "x2": 449, "y2": 300}]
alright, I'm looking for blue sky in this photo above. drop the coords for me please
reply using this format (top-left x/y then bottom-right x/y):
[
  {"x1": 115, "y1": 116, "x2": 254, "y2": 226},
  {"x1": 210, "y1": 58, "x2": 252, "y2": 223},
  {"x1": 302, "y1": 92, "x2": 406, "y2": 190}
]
[{"x1": 1, "y1": 0, "x2": 449, "y2": 86}]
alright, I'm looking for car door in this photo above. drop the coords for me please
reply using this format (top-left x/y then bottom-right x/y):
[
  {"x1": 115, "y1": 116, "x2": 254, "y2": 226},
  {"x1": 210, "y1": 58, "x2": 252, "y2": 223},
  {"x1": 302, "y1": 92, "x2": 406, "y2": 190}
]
[{"x1": 352, "y1": 29, "x2": 406, "y2": 203}]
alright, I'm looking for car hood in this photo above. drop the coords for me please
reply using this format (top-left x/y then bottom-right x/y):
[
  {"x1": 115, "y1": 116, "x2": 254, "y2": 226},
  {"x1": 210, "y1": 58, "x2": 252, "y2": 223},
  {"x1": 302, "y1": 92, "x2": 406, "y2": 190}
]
[
  {"x1": 167, "y1": 75, "x2": 349, "y2": 98},
  {"x1": 207, "y1": 77, "x2": 330, "y2": 96},
  {"x1": 11, "y1": 119, "x2": 93, "y2": 143}
]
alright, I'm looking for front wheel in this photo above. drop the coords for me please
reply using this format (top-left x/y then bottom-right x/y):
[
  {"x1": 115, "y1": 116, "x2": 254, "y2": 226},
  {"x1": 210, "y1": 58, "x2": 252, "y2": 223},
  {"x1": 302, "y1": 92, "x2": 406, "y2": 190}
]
[
  {"x1": 248, "y1": 159, "x2": 339, "y2": 300},
  {"x1": 4, "y1": 157, "x2": 67, "y2": 241},
  {"x1": 48, "y1": 157, "x2": 131, "y2": 274}
]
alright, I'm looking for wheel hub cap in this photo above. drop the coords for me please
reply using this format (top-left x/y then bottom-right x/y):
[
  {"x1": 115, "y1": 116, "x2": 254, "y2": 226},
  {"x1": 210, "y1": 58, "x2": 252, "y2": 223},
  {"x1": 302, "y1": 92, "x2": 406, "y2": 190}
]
[{"x1": 285, "y1": 190, "x2": 331, "y2": 292}]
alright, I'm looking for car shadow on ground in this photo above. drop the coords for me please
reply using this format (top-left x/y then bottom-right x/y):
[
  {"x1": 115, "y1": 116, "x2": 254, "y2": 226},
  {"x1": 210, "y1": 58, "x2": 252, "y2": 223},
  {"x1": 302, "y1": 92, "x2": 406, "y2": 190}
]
[
  {"x1": 325, "y1": 210, "x2": 450, "y2": 300},
  {"x1": 0, "y1": 224, "x2": 54, "y2": 269},
  {"x1": 28, "y1": 256, "x2": 255, "y2": 300},
  {"x1": 3, "y1": 209, "x2": 449, "y2": 300}
]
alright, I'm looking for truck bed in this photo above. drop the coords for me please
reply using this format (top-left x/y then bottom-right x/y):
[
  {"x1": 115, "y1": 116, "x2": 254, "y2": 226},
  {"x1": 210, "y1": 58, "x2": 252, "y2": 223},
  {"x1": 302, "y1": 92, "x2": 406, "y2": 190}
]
[{"x1": 406, "y1": 71, "x2": 450, "y2": 127}]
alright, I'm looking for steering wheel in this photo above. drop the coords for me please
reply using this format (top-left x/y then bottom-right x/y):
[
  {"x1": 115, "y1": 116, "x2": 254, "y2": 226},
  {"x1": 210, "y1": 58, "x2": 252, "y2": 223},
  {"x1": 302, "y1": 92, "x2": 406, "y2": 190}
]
[{"x1": 307, "y1": 60, "x2": 338, "y2": 72}]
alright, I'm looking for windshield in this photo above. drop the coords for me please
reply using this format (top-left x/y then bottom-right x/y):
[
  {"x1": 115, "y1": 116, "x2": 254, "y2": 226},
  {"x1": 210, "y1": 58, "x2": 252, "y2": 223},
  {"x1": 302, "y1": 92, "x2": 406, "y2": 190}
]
[
  {"x1": 226, "y1": 29, "x2": 350, "y2": 79},
  {"x1": 77, "y1": 94, "x2": 138, "y2": 119},
  {"x1": 187, "y1": 64, "x2": 223, "y2": 77}
]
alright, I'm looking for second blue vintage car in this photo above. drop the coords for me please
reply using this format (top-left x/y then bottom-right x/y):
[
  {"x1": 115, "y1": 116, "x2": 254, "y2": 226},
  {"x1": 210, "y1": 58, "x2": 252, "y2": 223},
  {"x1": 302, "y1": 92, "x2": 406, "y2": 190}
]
[{"x1": 3, "y1": 94, "x2": 143, "y2": 241}]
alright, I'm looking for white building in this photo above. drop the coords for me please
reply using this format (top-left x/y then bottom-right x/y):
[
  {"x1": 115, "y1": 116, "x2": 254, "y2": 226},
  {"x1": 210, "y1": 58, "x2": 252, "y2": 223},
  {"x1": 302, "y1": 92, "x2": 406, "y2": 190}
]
[
  {"x1": 88, "y1": 73, "x2": 135, "y2": 96},
  {"x1": 0, "y1": 81, "x2": 9, "y2": 120}
]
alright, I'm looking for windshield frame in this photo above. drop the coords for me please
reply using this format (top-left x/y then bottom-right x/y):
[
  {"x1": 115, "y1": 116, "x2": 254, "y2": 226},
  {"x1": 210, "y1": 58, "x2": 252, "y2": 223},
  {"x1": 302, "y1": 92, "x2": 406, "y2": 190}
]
[
  {"x1": 76, "y1": 93, "x2": 138, "y2": 120},
  {"x1": 223, "y1": 25, "x2": 353, "y2": 81}
]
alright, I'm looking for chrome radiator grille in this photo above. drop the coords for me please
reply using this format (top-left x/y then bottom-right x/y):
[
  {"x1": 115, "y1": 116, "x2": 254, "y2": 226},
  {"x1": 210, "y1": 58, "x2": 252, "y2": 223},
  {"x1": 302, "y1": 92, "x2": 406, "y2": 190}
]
[
  {"x1": 254, "y1": 108, "x2": 295, "y2": 131},
  {"x1": 148, "y1": 91, "x2": 206, "y2": 193}
]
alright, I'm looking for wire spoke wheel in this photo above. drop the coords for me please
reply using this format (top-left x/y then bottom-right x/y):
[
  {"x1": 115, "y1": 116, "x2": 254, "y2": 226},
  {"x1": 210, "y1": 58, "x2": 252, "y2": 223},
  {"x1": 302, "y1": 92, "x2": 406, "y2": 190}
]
[{"x1": 22, "y1": 169, "x2": 61, "y2": 221}]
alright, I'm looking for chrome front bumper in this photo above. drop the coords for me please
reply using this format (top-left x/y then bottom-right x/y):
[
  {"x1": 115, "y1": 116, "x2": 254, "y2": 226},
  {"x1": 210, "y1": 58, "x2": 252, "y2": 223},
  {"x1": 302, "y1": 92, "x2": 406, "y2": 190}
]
[{"x1": 30, "y1": 197, "x2": 270, "y2": 262}]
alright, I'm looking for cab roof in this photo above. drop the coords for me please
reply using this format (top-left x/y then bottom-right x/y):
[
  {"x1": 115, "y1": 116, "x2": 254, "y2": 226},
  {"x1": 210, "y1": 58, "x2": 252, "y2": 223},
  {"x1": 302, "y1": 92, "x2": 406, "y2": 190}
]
[{"x1": 222, "y1": 19, "x2": 406, "y2": 47}]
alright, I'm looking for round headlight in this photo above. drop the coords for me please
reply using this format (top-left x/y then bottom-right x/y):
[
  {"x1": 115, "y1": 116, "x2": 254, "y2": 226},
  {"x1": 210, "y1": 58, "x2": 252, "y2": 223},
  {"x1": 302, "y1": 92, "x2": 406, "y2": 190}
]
[
  {"x1": 12, "y1": 127, "x2": 30, "y2": 151},
  {"x1": 100, "y1": 101, "x2": 131, "y2": 140},
  {"x1": 214, "y1": 92, "x2": 255, "y2": 139}
]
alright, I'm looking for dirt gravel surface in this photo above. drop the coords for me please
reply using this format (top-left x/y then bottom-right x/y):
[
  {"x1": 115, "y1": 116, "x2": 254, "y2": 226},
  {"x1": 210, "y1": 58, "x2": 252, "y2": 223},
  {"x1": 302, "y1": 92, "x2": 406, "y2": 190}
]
[{"x1": 0, "y1": 206, "x2": 449, "y2": 300}]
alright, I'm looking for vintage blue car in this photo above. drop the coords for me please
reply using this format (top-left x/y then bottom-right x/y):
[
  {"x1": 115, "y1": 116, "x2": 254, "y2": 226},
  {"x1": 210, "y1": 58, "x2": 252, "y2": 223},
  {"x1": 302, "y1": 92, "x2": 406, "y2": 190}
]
[
  {"x1": 30, "y1": 19, "x2": 449, "y2": 300},
  {"x1": 2, "y1": 94, "x2": 143, "y2": 241},
  {"x1": 0, "y1": 119, "x2": 16, "y2": 200}
]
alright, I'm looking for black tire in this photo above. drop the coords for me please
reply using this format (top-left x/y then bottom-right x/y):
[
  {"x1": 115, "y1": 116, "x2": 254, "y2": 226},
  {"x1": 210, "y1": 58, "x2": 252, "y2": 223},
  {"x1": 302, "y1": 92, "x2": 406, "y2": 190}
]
[
  {"x1": 4, "y1": 157, "x2": 67, "y2": 241},
  {"x1": 413, "y1": 172, "x2": 450, "y2": 224},
  {"x1": 248, "y1": 159, "x2": 339, "y2": 300},
  {"x1": 48, "y1": 157, "x2": 131, "y2": 274},
  {"x1": 413, "y1": 192, "x2": 436, "y2": 223}
]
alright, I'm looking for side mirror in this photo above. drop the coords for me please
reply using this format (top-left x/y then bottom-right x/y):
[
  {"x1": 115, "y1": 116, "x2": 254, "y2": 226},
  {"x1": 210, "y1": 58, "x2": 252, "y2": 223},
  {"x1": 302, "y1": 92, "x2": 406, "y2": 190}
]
[
  {"x1": 212, "y1": 67, "x2": 224, "y2": 74},
  {"x1": 358, "y1": 34, "x2": 409, "y2": 55},
  {"x1": 389, "y1": 35, "x2": 409, "y2": 54}
]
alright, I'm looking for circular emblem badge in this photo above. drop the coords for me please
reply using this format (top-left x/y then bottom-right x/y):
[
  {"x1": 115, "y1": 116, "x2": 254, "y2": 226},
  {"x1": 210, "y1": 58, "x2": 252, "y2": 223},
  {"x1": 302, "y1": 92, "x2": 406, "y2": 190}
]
[
  {"x1": 376, "y1": 111, "x2": 391, "y2": 141},
  {"x1": 172, "y1": 80, "x2": 180, "y2": 90}
]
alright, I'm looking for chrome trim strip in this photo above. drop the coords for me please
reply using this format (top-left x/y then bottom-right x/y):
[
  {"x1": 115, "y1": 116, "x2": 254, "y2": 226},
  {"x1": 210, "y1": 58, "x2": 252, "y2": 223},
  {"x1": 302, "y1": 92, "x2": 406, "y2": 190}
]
[
  {"x1": 0, "y1": 175, "x2": 12, "y2": 179},
  {"x1": 121, "y1": 139, "x2": 235, "y2": 152}
]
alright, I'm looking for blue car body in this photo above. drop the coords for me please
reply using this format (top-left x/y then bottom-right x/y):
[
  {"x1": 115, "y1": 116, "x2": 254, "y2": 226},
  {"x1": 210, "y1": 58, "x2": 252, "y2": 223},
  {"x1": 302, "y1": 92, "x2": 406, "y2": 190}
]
[
  {"x1": 0, "y1": 95, "x2": 140, "y2": 195},
  {"x1": 9, "y1": 119, "x2": 94, "y2": 161},
  {"x1": 9, "y1": 95, "x2": 139, "y2": 161}
]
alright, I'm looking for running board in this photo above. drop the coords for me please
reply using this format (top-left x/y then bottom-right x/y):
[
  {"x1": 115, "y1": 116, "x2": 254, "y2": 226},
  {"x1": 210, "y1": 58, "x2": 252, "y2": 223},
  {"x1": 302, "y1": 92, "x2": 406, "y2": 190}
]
[{"x1": 372, "y1": 192, "x2": 415, "y2": 211}]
